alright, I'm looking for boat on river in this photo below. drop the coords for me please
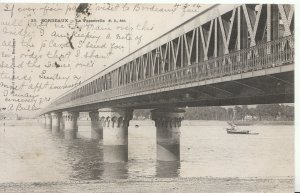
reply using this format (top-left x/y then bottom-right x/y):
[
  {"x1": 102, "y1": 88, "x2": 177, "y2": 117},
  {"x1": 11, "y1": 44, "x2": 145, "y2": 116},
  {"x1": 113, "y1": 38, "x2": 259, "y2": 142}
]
[
  {"x1": 226, "y1": 128, "x2": 250, "y2": 134},
  {"x1": 226, "y1": 108, "x2": 259, "y2": 135},
  {"x1": 226, "y1": 122, "x2": 258, "y2": 135}
]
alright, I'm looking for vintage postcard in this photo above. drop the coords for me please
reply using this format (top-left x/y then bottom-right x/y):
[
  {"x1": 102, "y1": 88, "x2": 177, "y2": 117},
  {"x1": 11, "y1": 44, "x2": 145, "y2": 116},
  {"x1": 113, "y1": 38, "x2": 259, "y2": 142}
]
[{"x1": 0, "y1": 2, "x2": 296, "y2": 192}]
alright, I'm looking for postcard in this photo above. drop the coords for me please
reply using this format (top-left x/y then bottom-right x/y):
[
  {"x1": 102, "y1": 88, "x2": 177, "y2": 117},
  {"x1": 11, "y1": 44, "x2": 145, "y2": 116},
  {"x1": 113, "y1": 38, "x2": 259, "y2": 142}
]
[{"x1": 0, "y1": 3, "x2": 296, "y2": 192}]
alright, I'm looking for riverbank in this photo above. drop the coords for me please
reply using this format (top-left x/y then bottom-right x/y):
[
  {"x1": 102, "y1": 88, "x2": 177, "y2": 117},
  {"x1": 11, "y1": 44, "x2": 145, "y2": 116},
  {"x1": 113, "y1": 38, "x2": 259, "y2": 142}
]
[
  {"x1": 63, "y1": 120, "x2": 295, "y2": 127},
  {"x1": 0, "y1": 119, "x2": 294, "y2": 127},
  {"x1": 234, "y1": 120, "x2": 294, "y2": 126},
  {"x1": 182, "y1": 120, "x2": 294, "y2": 126},
  {"x1": 0, "y1": 177, "x2": 294, "y2": 193}
]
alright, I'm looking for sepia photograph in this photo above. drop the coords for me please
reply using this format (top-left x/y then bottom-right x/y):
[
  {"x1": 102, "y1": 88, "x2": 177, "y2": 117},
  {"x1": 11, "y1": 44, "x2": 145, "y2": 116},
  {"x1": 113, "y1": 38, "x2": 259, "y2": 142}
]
[{"x1": 0, "y1": 2, "x2": 297, "y2": 192}]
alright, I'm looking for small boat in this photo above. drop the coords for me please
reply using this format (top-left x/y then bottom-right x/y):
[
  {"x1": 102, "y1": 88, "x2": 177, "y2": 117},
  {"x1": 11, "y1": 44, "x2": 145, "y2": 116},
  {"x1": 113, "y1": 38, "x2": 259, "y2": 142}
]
[
  {"x1": 226, "y1": 128, "x2": 250, "y2": 134},
  {"x1": 226, "y1": 109, "x2": 258, "y2": 135},
  {"x1": 226, "y1": 121, "x2": 251, "y2": 134}
]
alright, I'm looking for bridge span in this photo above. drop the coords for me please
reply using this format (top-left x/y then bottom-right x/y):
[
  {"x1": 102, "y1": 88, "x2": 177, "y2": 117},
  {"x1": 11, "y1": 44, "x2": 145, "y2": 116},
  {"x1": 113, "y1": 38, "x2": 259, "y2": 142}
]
[{"x1": 38, "y1": 4, "x2": 294, "y2": 162}]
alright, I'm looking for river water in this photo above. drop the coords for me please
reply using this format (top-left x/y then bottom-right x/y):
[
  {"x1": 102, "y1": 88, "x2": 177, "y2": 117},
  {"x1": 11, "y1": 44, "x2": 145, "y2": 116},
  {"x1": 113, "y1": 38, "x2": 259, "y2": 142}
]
[{"x1": 0, "y1": 120, "x2": 294, "y2": 183}]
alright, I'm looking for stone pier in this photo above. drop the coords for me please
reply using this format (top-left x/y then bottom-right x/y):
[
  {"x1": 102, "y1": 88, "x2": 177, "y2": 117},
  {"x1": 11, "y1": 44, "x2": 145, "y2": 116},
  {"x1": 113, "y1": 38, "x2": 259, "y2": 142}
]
[
  {"x1": 39, "y1": 115, "x2": 46, "y2": 128},
  {"x1": 151, "y1": 108, "x2": 185, "y2": 162},
  {"x1": 89, "y1": 111, "x2": 103, "y2": 140},
  {"x1": 60, "y1": 116, "x2": 65, "y2": 131},
  {"x1": 45, "y1": 113, "x2": 52, "y2": 130},
  {"x1": 62, "y1": 111, "x2": 79, "y2": 139},
  {"x1": 99, "y1": 108, "x2": 133, "y2": 163},
  {"x1": 51, "y1": 112, "x2": 62, "y2": 134}
]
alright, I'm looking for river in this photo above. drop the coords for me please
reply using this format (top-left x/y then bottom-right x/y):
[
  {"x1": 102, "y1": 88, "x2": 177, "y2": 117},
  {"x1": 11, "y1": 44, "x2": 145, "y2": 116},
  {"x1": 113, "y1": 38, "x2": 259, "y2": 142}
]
[{"x1": 0, "y1": 120, "x2": 294, "y2": 183}]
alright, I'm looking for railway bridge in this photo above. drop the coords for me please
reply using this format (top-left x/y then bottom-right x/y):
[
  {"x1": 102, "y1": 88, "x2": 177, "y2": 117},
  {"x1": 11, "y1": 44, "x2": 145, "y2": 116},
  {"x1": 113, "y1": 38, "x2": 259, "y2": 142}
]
[{"x1": 38, "y1": 4, "x2": 294, "y2": 162}]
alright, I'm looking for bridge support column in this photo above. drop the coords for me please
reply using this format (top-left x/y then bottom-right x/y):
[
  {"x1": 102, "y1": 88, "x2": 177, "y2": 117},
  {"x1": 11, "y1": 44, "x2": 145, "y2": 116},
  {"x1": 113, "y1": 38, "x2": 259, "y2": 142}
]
[
  {"x1": 151, "y1": 108, "x2": 185, "y2": 162},
  {"x1": 89, "y1": 111, "x2": 103, "y2": 140},
  {"x1": 45, "y1": 113, "x2": 52, "y2": 130},
  {"x1": 60, "y1": 116, "x2": 65, "y2": 130},
  {"x1": 39, "y1": 115, "x2": 46, "y2": 128},
  {"x1": 99, "y1": 108, "x2": 133, "y2": 163},
  {"x1": 62, "y1": 111, "x2": 79, "y2": 139},
  {"x1": 40, "y1": 116, "x2": 45, "y2": 126},
  {"x1": 51, "y1": 112, "x2": 62, "y2": 134}
]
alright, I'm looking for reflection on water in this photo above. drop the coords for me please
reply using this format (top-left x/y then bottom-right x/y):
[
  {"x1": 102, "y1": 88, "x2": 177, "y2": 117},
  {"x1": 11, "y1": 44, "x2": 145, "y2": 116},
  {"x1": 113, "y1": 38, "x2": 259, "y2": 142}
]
[
  {"x1": 156, "y1": 160, "x2": 180, "y2": 178},
  {"x1": 64, "y1": 130, "x2": 77, "y2": 140},
  {"x1": 52, "y1": 126, "x2": 60, "y2": 135},
  {"x1": 103, "y1": 162, "x2": 128, "y2": 179},
  {"x1": 103, "y1": 145, "x2": 128, "y2": 163},
  {"x1": 64, "y1": 139, "x2": 104, "y2": 180},
  {"x1": 157, "y1": 143, "x2": 180, "y2": 162},
  {"x1": 0, "y1": 120, "x2": 294, "y2": 183}
]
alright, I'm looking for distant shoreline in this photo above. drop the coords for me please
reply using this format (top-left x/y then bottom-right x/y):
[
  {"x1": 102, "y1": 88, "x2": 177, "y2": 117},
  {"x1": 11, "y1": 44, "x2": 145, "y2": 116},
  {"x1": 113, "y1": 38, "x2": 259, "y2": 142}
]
[
  {"x1": 234, "y1": 120, "x2": 294, "y2": 126},
  {"x1": 0, "y1": 119, "x2": 294, "y2": 127},
  {"x1": 182, "y1": 120, "x2": 294, "y2": 126}
]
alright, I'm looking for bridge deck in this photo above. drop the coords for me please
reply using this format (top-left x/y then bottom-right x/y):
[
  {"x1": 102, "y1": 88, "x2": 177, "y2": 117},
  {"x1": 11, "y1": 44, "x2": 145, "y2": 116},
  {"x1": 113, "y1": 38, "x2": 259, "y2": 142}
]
[{"x1": 41, "y1": 4, "x2": 294, "y2": 114}]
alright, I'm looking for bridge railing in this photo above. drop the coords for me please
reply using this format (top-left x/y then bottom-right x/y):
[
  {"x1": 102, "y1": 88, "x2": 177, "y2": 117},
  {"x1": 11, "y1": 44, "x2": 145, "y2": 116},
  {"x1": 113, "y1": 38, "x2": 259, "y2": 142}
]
[
  {"x1": 48, "y1": 35, "x2": 294, "y2": 111},
  {"x1": 100, "y1": 35, "x2": 294, "y2": 98}
]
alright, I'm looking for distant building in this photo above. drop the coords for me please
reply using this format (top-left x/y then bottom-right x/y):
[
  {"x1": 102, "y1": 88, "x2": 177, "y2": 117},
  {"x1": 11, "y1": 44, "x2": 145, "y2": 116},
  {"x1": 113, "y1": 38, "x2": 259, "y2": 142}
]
[{"x1": 244, "y1": 115, "x2": 258, "y2": 121}]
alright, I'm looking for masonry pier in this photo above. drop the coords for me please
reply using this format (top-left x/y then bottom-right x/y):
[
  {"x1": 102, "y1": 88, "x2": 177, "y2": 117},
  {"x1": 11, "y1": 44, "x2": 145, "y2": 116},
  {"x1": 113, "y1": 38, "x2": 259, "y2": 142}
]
[
  {"x1": 62, "y1": 111, "x2": 79, "y2": 139},
  {"x1": 45, "y1": 113, "x2": 52, "y2": 130},
  {"x1": 51, "y1": 112, "x2": 61, "y2": 134},
  {"x1": 89, "y1": 111, "x2": 103, "y2": 140},
  {"x1": 151, "y1": 108, "x2": 185, "y2": 161}
]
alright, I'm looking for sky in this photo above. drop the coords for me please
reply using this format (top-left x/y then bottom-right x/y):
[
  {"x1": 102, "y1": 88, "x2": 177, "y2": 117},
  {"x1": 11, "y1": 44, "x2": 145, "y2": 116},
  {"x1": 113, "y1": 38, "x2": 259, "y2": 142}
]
[{"x1": 0, "y1": 3, "x2": 207, "y2": 116}]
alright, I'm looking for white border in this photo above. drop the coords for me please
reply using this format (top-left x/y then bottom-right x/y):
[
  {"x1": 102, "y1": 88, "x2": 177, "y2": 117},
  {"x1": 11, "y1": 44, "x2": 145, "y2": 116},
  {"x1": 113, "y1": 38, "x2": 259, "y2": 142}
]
[{"x1": 0, "y1": 0, "x2": 299, "y2": 192}]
